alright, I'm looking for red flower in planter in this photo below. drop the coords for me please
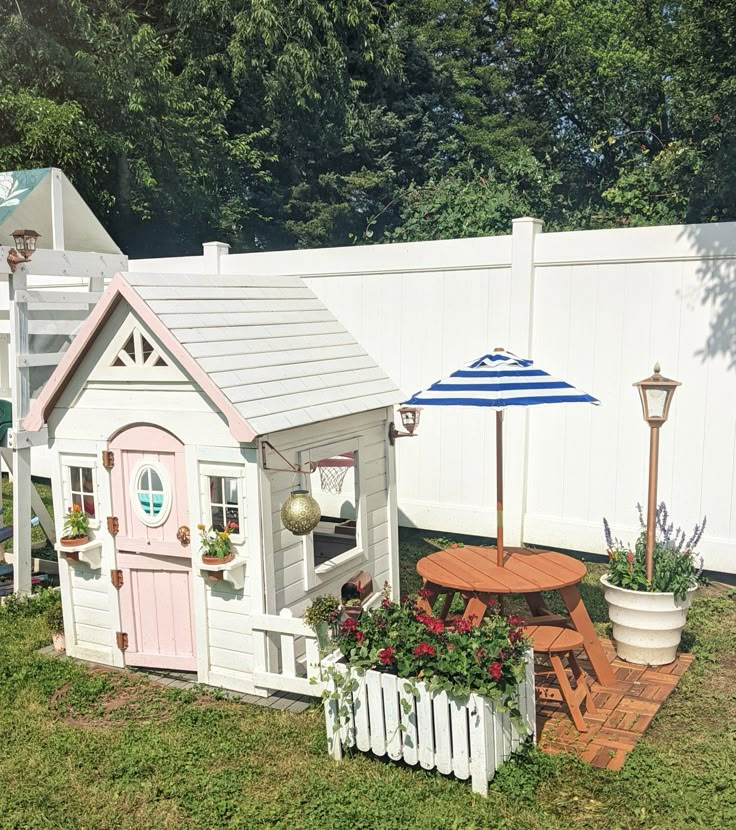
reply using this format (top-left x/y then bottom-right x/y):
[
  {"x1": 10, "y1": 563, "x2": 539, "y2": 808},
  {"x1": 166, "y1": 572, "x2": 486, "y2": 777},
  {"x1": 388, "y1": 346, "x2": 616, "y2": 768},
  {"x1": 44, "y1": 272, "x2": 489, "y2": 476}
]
[
  {"x1": 475, "y1": 647, "x2": 485, "y2": 663},
  {"x1": 488, "y1": 662, "x2": 503, "y2": 681},
  {"x1": 417, "y1": 587, "x2": 434, "y2": 600},
  {"x1": 382, "y1": 597, "x2": 392, "y2": 608},
  {"x1": 355, "y1": 630, "x2": 365, "y2": 644},
  {"x1": 379, "y1": 646, "x2": 396, "y2": 665},
  {"x1": 508, "y1": 628, "x2": 524, "y2": 644},
  {"x1": 507, "y1": 615, "x2": 524, "y2": 626},
  {"x1": 341, "y1": 617, "x2": 358, "y2": 632},
  {"x1": 452, "y1": 618, "x2": 474, "y2": 634},
  {"x1": 413, "y1": 641, "x2": 436, "y2": 658},
  {"x1": 423, "y1": 616, "x2": 445, "y2": 634}
]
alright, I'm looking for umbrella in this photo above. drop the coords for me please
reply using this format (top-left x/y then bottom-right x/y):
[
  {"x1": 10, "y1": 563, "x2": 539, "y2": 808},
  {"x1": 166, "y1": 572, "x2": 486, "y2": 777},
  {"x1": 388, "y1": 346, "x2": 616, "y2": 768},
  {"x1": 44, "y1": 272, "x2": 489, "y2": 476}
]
[{"x1": 405, "y1": 348, "x2": 600, "y2": 566}]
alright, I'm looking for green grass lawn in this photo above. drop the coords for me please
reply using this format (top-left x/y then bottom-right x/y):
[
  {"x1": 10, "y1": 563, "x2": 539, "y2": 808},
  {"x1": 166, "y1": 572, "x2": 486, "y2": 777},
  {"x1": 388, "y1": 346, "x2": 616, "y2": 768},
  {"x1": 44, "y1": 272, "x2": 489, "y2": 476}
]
[{"x1": 0, "y1": 531, "x2": 734, "y2": 829}]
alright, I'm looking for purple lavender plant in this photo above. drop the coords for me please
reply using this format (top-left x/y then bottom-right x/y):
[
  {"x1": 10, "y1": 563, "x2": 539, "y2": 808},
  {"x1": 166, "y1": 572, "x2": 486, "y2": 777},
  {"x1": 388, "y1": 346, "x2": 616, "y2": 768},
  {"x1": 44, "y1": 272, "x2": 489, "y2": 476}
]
[{"x1": 603, "y1": 503, "x2": 706, "y2": 598}]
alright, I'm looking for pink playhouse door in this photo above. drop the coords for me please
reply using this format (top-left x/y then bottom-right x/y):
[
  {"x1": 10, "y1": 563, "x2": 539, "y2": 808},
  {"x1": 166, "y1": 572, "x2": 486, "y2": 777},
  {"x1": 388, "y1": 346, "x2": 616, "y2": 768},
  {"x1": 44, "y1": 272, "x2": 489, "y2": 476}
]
[{"x1": 110, "y1": 425, "x2": 196, "y2": 671}]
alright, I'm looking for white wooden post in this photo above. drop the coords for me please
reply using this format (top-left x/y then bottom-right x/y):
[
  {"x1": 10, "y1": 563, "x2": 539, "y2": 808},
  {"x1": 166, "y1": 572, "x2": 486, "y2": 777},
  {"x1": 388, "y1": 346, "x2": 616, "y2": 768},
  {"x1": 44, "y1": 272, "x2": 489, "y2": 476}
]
[
  {"x1": 202, "y1": 241, "x2": 230, "y2": 275},
  {"x1": 8, "y1": 268, "x2": 32, "y2": 594},
  {"x1": 385, "y1": 406, "x2": 400, "y2": 600},
  {"x1": 51, "y1": 168, "x2": 65, "y2": 251},
  {"x1": 505, "y1": 217, "x2": 543, "y2": 547}
]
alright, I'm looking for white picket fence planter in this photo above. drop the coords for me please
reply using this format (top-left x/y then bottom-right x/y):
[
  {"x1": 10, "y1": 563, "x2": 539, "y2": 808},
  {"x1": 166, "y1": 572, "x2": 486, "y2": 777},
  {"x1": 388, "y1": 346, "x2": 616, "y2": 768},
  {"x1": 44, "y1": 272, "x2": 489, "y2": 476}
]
[{"x1": 324, "y1": 649, "x2": 535, "y2": 796}]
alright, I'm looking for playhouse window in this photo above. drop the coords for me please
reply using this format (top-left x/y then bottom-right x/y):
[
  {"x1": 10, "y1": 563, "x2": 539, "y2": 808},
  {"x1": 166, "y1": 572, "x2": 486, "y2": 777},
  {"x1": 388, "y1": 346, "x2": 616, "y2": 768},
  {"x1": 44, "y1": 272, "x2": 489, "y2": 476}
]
[
  {"x1": 69, "y1": 465, "x2": 96, "y2": 518},
  {"x1": 208, "y1": 476, "x2": 240, "y2": 533},
  {"x1": 311, "y1": 452, "x2": 358, "y2": 567},
  {"x1": 130, "y1": 462, "x2": 171, "y2": 526}
]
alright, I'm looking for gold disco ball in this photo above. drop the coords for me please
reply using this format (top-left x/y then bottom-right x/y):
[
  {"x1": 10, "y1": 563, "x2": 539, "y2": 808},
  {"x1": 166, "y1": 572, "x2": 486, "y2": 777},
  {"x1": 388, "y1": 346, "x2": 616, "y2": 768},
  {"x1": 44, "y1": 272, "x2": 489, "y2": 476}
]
[{"x1": 281, "y1": 489, "x2": 321, "y2": 535}]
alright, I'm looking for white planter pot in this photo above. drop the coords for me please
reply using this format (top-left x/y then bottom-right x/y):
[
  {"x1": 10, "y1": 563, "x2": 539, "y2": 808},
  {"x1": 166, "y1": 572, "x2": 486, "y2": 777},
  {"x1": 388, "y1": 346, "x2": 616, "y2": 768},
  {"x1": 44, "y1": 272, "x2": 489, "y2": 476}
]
[
  {"x1": 601, "y1": 575, "x2": 697, "y2": 666},
  {"x1": 324, "y1": 649, "x2": 535, "y2": 797}
]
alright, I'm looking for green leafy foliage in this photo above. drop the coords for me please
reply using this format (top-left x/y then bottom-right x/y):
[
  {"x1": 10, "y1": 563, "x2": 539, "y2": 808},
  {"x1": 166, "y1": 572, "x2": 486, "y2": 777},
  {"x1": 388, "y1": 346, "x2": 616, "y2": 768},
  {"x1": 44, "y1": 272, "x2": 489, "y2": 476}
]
[
  {"x1": 5, "y1": 2, "x2": 736, "y2": 254},
  {"x1": 303, "y1": 594, "x2": 341, "y2": 630},
  {"x1": 331, "y1": 586, "x2": 528, "y2": 703},
  {"x1": 603, "y1": 503, "x2": 706, "y2": 600}
]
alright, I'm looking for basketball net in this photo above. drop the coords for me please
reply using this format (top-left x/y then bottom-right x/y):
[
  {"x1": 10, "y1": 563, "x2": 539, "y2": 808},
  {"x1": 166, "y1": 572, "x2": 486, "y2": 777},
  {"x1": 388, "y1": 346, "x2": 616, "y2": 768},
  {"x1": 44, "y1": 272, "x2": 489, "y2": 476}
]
[{"x1": 317, "y1": 453, "x2": 353, "y2": 495}]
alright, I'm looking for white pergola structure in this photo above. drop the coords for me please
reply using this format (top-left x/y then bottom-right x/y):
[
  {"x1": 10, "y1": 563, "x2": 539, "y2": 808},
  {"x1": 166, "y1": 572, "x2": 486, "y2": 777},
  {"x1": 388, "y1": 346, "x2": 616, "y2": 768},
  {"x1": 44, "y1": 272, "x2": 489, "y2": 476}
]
[{"x1": 0, "y1": 168, "x2": 127, "y2": 593}]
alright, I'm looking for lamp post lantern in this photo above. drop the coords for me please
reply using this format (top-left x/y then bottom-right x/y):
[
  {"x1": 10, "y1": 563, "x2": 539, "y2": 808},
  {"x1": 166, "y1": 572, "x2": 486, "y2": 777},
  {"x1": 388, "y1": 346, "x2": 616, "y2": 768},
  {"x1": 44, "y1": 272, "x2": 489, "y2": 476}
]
[
  {"x1": 6, "y1": 229, "x2": 41, "y2": 273},
  {"x1": 633, "y1": 363, "x2": 681, "y2": 582}
]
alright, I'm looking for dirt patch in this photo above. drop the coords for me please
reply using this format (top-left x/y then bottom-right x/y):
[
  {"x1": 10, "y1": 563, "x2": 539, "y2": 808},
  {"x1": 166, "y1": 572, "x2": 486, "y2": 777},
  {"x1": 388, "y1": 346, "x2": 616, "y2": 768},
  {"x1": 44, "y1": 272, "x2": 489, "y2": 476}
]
[{"x1": 49, "y1": 666, "x2": 195, "y2": 728}]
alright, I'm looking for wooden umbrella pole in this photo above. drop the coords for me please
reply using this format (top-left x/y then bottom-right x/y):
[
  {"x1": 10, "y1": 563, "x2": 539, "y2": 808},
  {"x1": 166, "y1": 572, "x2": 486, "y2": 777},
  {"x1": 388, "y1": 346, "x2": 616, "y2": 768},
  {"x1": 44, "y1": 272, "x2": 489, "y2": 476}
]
[{"x1": 496, "y1": 409, "x2": 504, "y2": 567}]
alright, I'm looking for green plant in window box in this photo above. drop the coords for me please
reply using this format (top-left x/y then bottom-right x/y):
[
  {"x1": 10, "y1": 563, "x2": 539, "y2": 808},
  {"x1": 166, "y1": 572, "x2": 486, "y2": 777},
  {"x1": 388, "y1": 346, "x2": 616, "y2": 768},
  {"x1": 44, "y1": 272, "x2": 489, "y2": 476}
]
[
  {"x1": 198, "y1": 522, "x2": 237, "y2": 564},
  {"x1": 60, "y1": 504, "x2": 90, "y2": 547}
]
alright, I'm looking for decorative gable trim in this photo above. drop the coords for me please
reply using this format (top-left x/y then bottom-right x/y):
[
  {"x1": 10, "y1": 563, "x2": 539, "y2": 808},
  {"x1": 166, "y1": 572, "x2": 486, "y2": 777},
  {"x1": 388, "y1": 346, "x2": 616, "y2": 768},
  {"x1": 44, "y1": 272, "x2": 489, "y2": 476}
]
[
  {"x1": 23, "y1": 273, "x2": 257, "y2": 442},
  {"x1": 113, "y1": 330, "x2": 168, "y2": 368}
]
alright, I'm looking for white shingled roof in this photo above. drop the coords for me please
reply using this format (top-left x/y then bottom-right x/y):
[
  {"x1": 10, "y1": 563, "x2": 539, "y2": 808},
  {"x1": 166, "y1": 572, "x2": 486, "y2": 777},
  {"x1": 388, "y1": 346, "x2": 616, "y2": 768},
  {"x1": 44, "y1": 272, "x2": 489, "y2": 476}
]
[{"x1": 125, "y1": 271, "x2": 402, "y2": 435}]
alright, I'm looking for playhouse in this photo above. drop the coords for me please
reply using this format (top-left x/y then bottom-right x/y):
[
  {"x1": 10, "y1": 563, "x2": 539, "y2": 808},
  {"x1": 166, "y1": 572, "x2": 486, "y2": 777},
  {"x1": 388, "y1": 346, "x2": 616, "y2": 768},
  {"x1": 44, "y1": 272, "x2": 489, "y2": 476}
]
[{"x1": 24, "y1": 270, "x2": 402, "y2": 694}]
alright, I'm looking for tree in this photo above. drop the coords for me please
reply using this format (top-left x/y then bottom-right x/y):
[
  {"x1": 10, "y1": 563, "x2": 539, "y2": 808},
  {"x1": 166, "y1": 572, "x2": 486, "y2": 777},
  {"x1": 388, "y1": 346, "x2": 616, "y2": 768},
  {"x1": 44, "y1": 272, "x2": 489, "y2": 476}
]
[{"x1": 0, "y1": 0, "x2": 269, "y2": 255}]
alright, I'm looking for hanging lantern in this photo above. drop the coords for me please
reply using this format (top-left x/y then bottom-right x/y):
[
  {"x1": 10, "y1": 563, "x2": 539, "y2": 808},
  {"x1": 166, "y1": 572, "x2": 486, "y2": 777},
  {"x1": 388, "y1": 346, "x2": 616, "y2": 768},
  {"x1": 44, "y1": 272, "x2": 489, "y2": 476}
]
[{"x1": 281, "y1": 488, "x2": 321, "y2": 535}]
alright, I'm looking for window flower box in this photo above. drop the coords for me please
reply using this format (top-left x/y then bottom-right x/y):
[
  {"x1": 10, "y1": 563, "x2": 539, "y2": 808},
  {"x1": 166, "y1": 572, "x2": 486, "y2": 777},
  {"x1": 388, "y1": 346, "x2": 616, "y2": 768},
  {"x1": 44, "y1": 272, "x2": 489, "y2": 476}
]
[
  {"x1": 323, "y1": 649, "x2": 535, "y2": 797},
  {"x1": 54, "y1": 538, "x2": 102, "y2": 569},
  {"x1": 198, "y1": 556, "x2": 246, "y2": 591}
]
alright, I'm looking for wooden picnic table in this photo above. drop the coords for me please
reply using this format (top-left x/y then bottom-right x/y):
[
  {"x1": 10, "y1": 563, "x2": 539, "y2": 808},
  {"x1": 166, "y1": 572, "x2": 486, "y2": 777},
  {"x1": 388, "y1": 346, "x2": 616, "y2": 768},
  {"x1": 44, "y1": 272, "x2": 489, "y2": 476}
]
[{"x1": 416, "y1": 545, "x2": 616, "y2": 688}]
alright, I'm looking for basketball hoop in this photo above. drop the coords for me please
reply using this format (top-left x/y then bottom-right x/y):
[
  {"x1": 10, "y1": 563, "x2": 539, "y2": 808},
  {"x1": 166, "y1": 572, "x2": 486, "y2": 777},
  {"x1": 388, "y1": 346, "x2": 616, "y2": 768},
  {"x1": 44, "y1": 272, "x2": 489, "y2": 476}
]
[{"x1": 317, "y1": 453, "x2": 353, "y2": 495}]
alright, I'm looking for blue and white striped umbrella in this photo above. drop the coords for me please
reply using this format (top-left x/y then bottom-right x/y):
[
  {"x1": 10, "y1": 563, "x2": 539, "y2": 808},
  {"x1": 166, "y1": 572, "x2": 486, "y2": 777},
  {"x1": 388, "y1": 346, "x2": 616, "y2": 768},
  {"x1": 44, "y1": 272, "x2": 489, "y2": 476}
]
[
  {"x1": 405, "y1": 349, "x2": 599, "y2": 566},
  {"x1": 405, "y1": 349, "x2": 600, "y2": 409}
]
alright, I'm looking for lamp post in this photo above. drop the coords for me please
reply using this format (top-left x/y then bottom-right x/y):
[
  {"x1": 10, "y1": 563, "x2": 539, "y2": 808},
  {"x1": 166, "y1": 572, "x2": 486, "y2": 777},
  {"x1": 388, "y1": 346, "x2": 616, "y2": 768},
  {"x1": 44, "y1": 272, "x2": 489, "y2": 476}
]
[{"x1": 633, "y1": 364, "x2": 681, "y2": 582}]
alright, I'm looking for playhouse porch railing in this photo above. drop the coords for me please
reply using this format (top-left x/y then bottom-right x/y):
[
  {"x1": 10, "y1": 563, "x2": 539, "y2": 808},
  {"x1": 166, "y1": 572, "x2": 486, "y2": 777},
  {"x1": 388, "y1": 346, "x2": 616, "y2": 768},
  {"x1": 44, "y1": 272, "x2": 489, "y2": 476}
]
[{"x1": 251, "y1": 608, "x2": 328, "y2": 697}]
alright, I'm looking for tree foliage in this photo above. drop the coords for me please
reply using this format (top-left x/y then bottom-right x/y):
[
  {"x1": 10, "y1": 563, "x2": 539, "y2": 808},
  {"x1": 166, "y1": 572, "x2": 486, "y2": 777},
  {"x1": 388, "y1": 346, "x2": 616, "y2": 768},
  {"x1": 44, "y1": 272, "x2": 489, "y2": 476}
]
[{"x1": 1, "y1": 0, "x2": 735, "y2": 253}]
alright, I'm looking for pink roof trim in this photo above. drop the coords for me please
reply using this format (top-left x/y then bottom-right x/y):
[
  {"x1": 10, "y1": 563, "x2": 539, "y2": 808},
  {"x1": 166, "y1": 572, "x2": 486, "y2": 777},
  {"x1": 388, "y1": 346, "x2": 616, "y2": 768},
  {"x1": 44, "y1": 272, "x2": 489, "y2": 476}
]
[{"x1": 23, "y1": 273, "x2": 257, "y2": 442}]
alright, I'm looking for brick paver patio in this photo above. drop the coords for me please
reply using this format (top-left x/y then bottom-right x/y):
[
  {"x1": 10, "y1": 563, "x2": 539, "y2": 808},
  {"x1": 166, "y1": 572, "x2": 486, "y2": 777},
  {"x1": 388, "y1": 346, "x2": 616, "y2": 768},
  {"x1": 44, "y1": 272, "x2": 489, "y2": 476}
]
[{"x1": 535, "y1": 637, "x2": 694, "y2": 770}]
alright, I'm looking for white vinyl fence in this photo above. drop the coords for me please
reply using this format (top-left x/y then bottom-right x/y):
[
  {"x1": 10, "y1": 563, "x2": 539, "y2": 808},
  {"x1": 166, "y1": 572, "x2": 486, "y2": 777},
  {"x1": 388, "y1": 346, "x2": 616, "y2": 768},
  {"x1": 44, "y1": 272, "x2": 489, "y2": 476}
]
[{"x1": 131, "y1": 220, "x2": 736, "y2": 574}]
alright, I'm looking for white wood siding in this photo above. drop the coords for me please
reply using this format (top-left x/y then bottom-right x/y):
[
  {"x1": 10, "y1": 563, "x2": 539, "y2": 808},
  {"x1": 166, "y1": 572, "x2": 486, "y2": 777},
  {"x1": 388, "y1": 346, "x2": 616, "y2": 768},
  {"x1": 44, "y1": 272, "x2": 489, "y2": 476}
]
[{"x1": 263, "y1": 409, "x2": 394, "y2": 611}]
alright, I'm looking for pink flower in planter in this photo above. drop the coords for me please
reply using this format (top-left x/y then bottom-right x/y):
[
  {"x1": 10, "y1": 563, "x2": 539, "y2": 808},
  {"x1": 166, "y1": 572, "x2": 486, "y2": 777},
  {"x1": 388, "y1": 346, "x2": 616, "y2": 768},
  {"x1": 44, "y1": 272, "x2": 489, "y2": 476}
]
[{"x1": 488, "y1": 662, "x2": 503, "y2": 681}]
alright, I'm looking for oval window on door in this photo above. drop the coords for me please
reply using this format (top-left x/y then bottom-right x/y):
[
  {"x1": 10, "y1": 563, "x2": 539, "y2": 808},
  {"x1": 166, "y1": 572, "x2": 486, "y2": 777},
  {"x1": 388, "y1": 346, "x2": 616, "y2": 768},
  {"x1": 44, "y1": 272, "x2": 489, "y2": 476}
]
[{"x1": 129, "y1": 461, "x2": 172, "y2": 526}]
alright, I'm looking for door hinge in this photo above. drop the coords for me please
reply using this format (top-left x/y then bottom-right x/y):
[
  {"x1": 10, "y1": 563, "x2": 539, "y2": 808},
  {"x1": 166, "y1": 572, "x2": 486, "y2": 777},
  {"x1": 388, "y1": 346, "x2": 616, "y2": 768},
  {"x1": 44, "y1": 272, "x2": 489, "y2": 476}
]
[
  {"x1": 107, "y1": 516, "x2": 119, "y2": 535},
  {"x1": 116, "y1": 631, "x2": 128, "y2": 651},
  {"x1": 110, "y1": 569, "x2": 124, "y2": 589},
  {"x1": 101, "y1": 450, "x2": 114, "y2": 469}
]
